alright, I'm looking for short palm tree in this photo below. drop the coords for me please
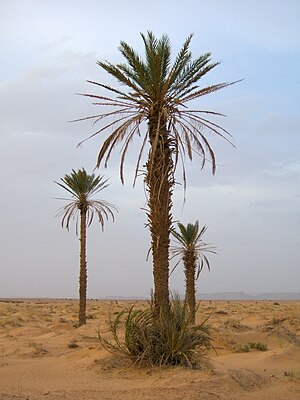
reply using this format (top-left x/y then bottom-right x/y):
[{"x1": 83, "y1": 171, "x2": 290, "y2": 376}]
[
  {"x1": 77, "y1": 32, "x2": 236, "y2": 313},
  {"x1": 171, "y1": 221, "x2": 216, "y2": 324},
  {"x1": 55, "y1": 168, "x2": 116, "y2": 326}
]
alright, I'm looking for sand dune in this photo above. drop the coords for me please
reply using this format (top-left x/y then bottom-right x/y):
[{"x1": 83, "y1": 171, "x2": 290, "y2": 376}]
[{"x1": 1, "y1": 299, "x2": 300, "y2": 399}]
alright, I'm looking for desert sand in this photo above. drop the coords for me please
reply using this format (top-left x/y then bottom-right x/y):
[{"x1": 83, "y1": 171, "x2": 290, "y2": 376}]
[{"x1": 0, "y1": 299, "x2": 300, "y2": 400}]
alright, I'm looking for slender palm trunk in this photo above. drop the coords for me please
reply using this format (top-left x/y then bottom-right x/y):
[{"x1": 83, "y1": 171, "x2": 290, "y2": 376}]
[
  {"x1": 184, "y1": 251, "x2": 197, "y2": 324},
  {"x1": 79, "y1": 208, "x2": 87, "y2": 326},
  {"x1": 146, "y1": 113, "x2": 174, "y2": 314}
]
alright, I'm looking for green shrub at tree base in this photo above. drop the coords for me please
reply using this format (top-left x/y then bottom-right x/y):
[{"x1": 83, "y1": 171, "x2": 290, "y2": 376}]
[{"x1": 97, "y1": 295, "x2": 211, "y2": 368}]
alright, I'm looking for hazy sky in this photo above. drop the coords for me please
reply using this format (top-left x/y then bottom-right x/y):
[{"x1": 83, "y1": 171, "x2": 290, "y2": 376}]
[{"x1": 1, "y1": 0, "x2": 299, "y2": 298}]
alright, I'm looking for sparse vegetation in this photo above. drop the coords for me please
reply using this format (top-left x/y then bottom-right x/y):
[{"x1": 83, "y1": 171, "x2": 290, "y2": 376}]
[
  {"x1": 249, "y1": 342, "x2": 268, "y2": 351},
  {"x1": 234, "y1": 342, "x2": 268, "y2": 353},
  {"x1": 29, "y1": 342, "x2": 48, "y2": 357},
  {"x1": 265, "y1": 318, "x2": 300, "y2": 346},
  {"x1": 68, "y1": 339, "x2": 79, "y2": 349},
  {"x1": 224, "y1": 319, "x2": 251, "y2": 332},
  {"x1": 0, "y1": 316, "x2": 23, "y2": 328},
  {"x1": 1, "y1": 299, "x2": 300, "y2": 398},
  {"x1": 272, "y1": 317, "x2": 282, "y2": 325},
  {"x1": 284, "y1": 370, "x2": 295, "y2": 378},
  {"x1": 284, "y1": 369, "x2": 300, "y2": 381},
  {"x1": 235, "y1": 344, "x2": 250, "y2": 353}
]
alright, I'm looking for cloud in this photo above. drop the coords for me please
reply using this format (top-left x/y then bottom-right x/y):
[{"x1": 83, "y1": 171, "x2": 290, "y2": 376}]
[
  {"x1": 262, "y1": 162, "x2": 300, "y2": 180},
  {"x1": 0, "y1": 70, "x2": 91, "y2": 139},
  {"x1": 40, "y1": 35, "x2": 74, "y2": 50},
  {"x1": 249, "y1": 196, "x2": 299, "y2": 208}
]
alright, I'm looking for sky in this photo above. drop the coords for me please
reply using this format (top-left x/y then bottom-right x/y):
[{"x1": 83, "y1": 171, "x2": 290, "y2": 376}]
[{"x1": 0, "y1": 0, "x2": 299, "y2": 298}]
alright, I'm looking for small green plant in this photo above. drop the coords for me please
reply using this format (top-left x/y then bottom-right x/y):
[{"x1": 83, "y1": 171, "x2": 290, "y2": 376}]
[
  {"x1": 249, "y1": 342, "x2": 268, "y2": 351},
  {"x1": 234, "y1": 342, "x2": 268, "y2": 353},
  {"x1": 97, "y1": 295, "x2": 211, "y2": 367},
  {"x1": 235, "y1": 344, "x2": 250, "y2": 353},
  {"x1": 68, "y1": 339, "x2": 79, "y2": 349}
]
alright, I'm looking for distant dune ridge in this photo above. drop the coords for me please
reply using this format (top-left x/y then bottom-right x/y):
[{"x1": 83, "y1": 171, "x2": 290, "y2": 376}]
[
  {"x1": 196, "y1": 292, "x2": 300, "y2": 300},
  {"x1": 99, "y1": 292, "x2": 300, "y2": 301},
  {"x1": 85, "y1": 292, "x2": 300, "y2": 301}
]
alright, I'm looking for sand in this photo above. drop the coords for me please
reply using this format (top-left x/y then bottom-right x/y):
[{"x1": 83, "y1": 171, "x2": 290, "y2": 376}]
[{"x1": 0, "y1": 299, "x2": 300, "y2": 399}]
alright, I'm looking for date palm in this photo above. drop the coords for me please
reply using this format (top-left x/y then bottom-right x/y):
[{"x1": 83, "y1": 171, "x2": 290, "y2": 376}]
[
  {"x1": 77, "y1": 32, "x2": 236, "y2": 313},
  {"x1": 171, "y1": 221, "x2": 216, "y2": 324},
  {"x1": 55, "y1": 168, "x2": 116, "y2": 326}
]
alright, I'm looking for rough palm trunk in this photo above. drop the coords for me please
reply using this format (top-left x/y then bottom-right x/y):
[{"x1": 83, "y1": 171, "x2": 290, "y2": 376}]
[
  {"x1": 184, "y1": 251, "x2": 197, "y2": 324},
  {"x1": 79, "y1": 208, "x2": 87, "y2": 326},
  {"x1": 146, "y1": 112, "x2": 174, "y2": 313}
]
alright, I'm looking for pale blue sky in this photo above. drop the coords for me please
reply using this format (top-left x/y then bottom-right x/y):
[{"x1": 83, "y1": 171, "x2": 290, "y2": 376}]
[{"x1": 0, "y1": 0, "x2": 299, "y2": 298}]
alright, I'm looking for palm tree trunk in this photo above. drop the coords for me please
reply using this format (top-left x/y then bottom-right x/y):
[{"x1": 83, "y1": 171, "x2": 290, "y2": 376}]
[
  {"x1": 79, "y1": 208, "x2": 87, "y2": 326},
  {"x1": 146, "y1": 115, "x2": 174, "y2": 314},
  {"x1": 184, "y1": 252, "x2": 197, "y2": 324}
]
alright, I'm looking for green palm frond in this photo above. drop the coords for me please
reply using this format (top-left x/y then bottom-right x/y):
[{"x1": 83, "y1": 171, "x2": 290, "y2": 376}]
[
  {"x1": 171, "y1": 221, "x2": 216, "y2": 278},
  {"x1": 55, "y1": 168, "x2": 117, "y2": 233},
  {"x1": 78, "y1": 31, "x2": 238, "y2": 180}
]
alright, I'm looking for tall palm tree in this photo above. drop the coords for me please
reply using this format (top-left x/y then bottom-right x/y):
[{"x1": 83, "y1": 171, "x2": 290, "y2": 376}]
[
  {"x1": 77, "y1": 32, "x2": 237, "y2": 313},
  {"x1": 55, "y1": 168, "x2": 116, "y2": 326},
  {"x1": 171, "y1": 221, "x2": 216, "y2": 324}
]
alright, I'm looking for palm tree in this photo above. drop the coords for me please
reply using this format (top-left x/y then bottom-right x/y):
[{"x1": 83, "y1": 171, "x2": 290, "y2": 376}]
[
  {"x1": 55, "y1": 168, "x2": 116, "y2": 326},
  {"x1": 171, "y1": 221, "x2": 216, "y2": 324},
  {"x1": 77, "y1": 32, "x2": 237, "y2": 313}
]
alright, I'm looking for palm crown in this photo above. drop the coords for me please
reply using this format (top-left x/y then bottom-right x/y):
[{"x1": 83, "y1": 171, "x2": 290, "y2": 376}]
[
  {"x1": 171, "y1": 221, "x2": 216, "y2": 277},
  {"x1": 55, "y1": 168, "x2": 116, "y2": 232},
  {"x1": 78, "y1": 31, "x2": 237, "y2": 183}
]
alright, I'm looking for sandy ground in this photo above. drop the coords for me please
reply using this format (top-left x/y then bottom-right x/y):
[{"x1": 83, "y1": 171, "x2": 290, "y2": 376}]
[{"x1": 0, "y1": 299, "x2": 300, "y2": 400}]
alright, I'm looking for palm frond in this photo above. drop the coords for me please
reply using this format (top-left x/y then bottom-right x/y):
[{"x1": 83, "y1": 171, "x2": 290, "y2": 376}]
[{"x1": 77, "y1": 31, "x2": 238, "y2": 185}]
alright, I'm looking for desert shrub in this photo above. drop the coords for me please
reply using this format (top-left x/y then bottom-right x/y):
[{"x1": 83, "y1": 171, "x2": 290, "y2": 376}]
[
  {"x1": 224, "y1": 319, "x2": 250, "y2": 332},
  {"x1": 235, "y1": 344, "x2": 250, "y2": 353},
  {"x1": 249, "y1": 342, "x2": 268, "y2": 351},
  {"x1": 0, "y1": 316, "x2": 23, "y2": 328},
  {"x1": 235, "y1": 342, "x2": 268, "y2": 352},
  {"x1": 284, "y1": 369, "x2": 300, "y2": 381},
  {"x1": 29, "y1": 342, "x2": 48, "y2": 357},
  {"x1": 266, "y1": 319, "x2": 300, "y2": 346},
  {"x1": 271, "y1": 317, "x2": 282, "y2": 325},
  {"x1": 97, "y1": 296, "x2": 211, "y2": 367},
  {"x1": 68, "y1": 339, "x2": 79, "y2": 349},
  {"x1": 215, "y1": 310, "x2": 228, "y2": 315}
]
